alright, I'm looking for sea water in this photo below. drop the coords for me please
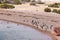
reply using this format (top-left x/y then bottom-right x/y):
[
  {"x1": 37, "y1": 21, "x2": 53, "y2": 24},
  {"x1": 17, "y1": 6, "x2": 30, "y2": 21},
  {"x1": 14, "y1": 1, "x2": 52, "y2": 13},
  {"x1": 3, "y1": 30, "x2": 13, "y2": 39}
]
[{"x1": 0, "y1": 20, "x2": 52, "y2": 40}]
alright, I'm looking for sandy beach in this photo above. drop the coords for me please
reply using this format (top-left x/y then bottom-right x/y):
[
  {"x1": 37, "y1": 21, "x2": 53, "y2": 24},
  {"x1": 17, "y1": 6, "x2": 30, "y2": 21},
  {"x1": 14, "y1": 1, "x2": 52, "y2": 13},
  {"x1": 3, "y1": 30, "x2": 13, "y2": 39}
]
[{"x1": 0, "y1": 3, "x2": 60, "y2": 40}]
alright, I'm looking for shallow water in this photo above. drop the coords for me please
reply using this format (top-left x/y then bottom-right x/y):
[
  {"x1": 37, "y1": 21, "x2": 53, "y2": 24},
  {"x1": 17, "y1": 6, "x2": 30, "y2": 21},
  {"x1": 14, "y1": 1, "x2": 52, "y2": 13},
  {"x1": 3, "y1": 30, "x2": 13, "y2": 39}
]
[{"x1": 0, "y1": 20, "x2": 52, "y2": 40}]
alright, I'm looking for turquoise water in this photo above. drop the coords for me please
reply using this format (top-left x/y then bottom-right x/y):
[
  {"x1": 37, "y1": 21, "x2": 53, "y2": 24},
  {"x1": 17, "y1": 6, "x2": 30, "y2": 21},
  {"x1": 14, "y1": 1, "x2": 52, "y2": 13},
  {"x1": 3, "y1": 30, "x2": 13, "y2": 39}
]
[{"x1": 0, "y1": 20, "x2": 52, "y2": 40}]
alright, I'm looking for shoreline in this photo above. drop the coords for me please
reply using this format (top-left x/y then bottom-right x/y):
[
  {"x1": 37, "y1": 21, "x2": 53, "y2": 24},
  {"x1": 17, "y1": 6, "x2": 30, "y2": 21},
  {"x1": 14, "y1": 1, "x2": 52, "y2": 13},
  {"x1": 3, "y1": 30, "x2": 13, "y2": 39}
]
[
  {"x1": 0, "y1": 19, "x2": 57, "y2": 40},
  {"x1": 0, "y1": 9, "x2": 59, "y2": 40}
]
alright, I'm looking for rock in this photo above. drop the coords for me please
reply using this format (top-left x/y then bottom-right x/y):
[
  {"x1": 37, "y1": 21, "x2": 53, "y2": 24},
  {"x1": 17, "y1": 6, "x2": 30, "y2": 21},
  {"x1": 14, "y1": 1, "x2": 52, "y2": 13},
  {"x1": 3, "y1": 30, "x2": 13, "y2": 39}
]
[{"x1": 54, "y1": 27, "x2": 60, "y2": 36}]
